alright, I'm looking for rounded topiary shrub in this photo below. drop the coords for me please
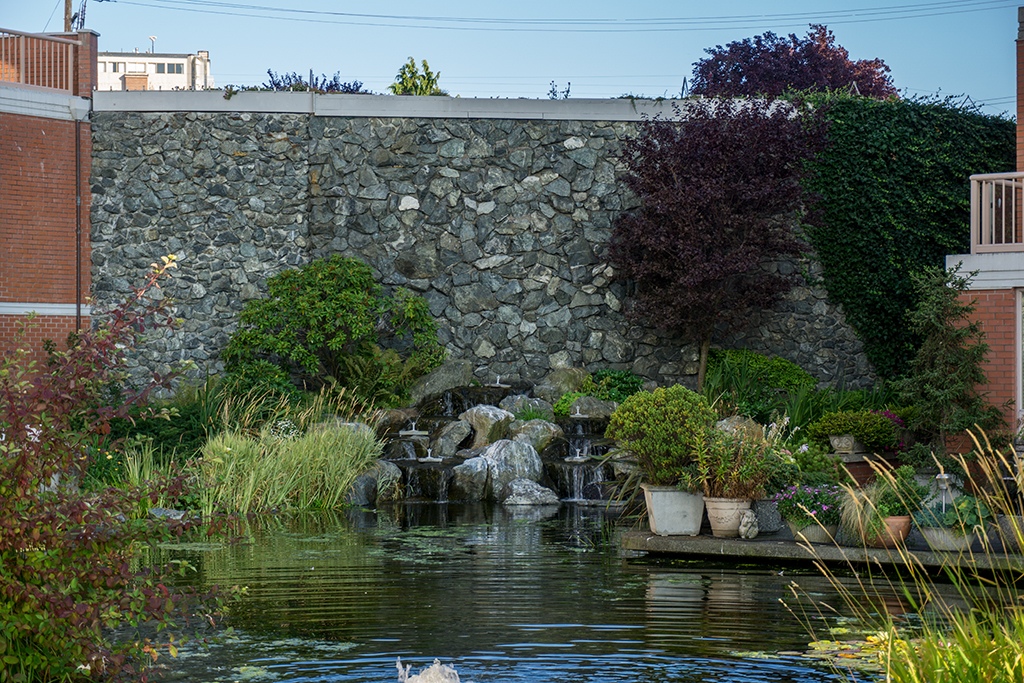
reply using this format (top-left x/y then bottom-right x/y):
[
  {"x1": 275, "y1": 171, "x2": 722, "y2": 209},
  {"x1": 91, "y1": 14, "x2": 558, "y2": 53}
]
[{"x1": 605, "y1": 385, "x2": 717, "y2": 487}]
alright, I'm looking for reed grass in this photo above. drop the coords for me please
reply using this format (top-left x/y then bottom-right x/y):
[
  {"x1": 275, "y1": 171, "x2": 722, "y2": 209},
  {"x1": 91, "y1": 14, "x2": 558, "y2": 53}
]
[
  {"x1": 196, "y1": 388, "x2": 383, "y2": 514},
  {"x1": 787, "y1": 430, "x2": 1024, "y2": 682}
]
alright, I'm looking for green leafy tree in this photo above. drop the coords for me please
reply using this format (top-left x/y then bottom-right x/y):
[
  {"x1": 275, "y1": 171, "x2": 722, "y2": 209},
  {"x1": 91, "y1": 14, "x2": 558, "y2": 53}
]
[
  {"x1": 388, "y1": 57, "x2": 446, "y2": 96},
  {"x1": 222, "y1": 256, "x2": 445, "y2": 404},
  {"x1": 892, "y1": 265, "x2": 1006, "y2": 462}
]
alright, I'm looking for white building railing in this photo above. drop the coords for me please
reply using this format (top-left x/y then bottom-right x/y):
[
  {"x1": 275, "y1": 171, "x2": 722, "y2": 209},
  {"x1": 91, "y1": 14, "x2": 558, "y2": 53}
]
[
  {"x1": 971, "y1": 172, "x2": 1024, "y2": 254},
  {"x1": 0, "y1": 28, "x2": 80, "y2": 94}
]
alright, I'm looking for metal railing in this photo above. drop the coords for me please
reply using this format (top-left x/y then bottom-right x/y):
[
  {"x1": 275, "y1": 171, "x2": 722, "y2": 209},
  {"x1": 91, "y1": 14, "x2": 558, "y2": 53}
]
[
  {"x1": 971, "y1": 172, "x2": 1024, "y2": 254},
  {"x1": 0, "y1": 28, "x2": 80, "y2": 94}
]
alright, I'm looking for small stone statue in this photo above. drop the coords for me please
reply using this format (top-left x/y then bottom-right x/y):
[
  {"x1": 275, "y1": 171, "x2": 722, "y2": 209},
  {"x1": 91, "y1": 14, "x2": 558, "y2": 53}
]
[
  {"x1": 739, "y1": 509, "x2": 759, "y2": 539},
  {"x1": 397, "y1": 658, "x2": 460, "y2": 683}
]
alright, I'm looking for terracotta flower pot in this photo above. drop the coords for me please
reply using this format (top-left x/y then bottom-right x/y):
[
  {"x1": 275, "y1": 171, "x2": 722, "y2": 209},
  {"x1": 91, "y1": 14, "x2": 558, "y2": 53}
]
[
  {"x1": 704, "y1": 497, "x2": 751, "y2": 538},
  {"x1": 866, "y1": 515, "x2": 912, "y2": 548}
]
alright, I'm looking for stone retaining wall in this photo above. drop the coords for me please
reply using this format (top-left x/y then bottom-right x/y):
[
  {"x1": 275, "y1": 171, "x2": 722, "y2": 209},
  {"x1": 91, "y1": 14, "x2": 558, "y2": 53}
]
[{"x1": 90, "y1": 100, "x2": 874, "y2": 388}]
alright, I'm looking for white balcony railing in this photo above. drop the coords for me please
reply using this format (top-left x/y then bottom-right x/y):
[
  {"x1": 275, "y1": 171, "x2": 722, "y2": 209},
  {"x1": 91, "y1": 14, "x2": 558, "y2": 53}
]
[
  {"x1": 971, "y1": 172, "x2": 1024, "y2": 254},
  {"x1": 0, "y1": 28, "x2": 80, "y2": 94}
]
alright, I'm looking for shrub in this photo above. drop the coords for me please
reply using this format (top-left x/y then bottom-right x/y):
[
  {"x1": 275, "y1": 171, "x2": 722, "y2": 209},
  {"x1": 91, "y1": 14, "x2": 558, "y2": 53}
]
[
  {"x1": 592, "y1": 369, "x2": 645, "y2": 403},
  {"x1": 806, "y1": 409, "x2": 901, "y2": 452},
  {"x1": 605, "y1": 385, "x2": 717, "y2": 487},
  {"x1": 553, "y1": 391, "x2": 593, "y2": 417},
  {"x1": 0, "y1": 257, "x2": 221, "y2": 682},
  {"x1": 696, "y1": 429, "x2": 779, "y2": 499},
  {"x1": 708, "y1": 349, "x2": 817, "y2": 392},
  {"x1": 222, "y1": 255, "x2": 444, "y2": 407}
]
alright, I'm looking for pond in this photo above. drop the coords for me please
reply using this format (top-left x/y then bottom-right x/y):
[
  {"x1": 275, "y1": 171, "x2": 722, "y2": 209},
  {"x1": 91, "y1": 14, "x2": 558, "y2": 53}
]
[{"x1": 150, "y1": 504, "x2": 877, "y2": 683}]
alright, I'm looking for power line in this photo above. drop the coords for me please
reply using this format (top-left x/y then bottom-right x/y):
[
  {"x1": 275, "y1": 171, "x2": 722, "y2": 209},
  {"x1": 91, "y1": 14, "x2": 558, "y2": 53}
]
[{"x1": 98, "y1": 0, "x2": 1019, "y2": 32}]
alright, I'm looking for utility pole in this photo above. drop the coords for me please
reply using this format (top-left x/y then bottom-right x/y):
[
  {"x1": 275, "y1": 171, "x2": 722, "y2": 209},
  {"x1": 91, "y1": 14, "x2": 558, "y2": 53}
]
[{"x1": 65, "y1": 0, "x2": 72, "y2": 31}]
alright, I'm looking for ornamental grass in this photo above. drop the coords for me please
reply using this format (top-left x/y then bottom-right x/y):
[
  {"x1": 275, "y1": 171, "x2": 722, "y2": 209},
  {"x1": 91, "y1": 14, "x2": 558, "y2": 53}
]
[{"x1": 787, "y1": 431, "x2": 1024, "y2": 683}]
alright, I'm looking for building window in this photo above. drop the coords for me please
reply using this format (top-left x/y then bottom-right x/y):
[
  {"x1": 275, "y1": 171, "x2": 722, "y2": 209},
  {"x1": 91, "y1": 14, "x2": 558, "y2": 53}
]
[
  {"x1": 128, "y1": 62, "x2": 145, "y2": 73},
  {"x1": 169, "y1": 63, "x2": 183, "y2": 74},
  {"x1": 156, "y1": 63, "x2": 165, "y2": 73},
  {"x1": 110, "y1": 62, "x2": 119, "y2": 72}
]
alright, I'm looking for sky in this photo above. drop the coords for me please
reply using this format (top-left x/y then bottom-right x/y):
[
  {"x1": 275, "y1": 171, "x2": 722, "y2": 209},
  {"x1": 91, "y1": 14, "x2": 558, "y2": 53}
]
[{"x1": 4, "y1": 0, "x2": 1020, "y2": 116}]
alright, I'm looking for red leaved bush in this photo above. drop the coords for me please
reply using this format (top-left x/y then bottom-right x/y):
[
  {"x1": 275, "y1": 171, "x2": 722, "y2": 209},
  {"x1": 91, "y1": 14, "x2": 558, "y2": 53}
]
[
  {"x1": 0, "y1": 257, "x2": 222, "y2": 682},
  {"x1": 607, "y1": 98, "x2": 827, "y2": 390},
  {"x1": 691, "y1": 24, "x2": 896, "y2": 100}
]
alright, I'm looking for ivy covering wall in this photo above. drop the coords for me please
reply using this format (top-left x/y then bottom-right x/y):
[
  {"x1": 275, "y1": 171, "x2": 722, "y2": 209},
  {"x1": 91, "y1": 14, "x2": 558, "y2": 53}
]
[{"x1": 803, "y1": 94, "x2": 1015, "y2": 379}]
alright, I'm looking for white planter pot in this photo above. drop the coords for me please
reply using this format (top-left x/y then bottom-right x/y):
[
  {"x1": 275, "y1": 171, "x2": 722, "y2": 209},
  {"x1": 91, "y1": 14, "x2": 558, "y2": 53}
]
[
  {"x1": 786, "y1": 520, "x2": 838, "y2": 544},
  {"x1": 998, "y1": 514, "x2": 1023, "y2": 553},
  {"x1": 920, "y1": 526, "x2": 975, "y2": 552},
  {"x1": 641, "y1": 484, "x2": 704, "y2": 536},
  {"x1": 704, "y1": 497, "x2": 751, "y2": 538}
]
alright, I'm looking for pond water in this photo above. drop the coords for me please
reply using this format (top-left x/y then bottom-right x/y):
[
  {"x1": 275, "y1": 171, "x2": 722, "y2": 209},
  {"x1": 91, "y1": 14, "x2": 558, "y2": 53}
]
[{"x1": 151, "y1": 504, "x2": 874, "y2": 683}]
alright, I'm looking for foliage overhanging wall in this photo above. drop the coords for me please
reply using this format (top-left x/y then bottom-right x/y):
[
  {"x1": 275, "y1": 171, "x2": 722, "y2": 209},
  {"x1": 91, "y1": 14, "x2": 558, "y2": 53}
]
[{"x1": 803, "y1": 94, "x2": 1015, "y2": 379}]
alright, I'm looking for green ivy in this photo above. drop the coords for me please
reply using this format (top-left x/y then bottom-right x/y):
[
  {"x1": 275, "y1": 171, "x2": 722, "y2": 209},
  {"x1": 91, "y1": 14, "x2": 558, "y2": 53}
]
[{"x1": 801, "y1": 93, "x2": 1015, "y2": 378}]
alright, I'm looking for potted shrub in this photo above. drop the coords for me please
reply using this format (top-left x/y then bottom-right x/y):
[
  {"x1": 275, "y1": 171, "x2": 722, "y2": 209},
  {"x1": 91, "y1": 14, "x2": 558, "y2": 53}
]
[
  {"x1": 697, "y1": 430, "x2": 778, "y2": 538},
  {"x1": 913, "y1": 494, "x2": 992, "y2": 552},
  {"x1": 842, "y1": 465, "x2": 929, "y2": 548},
  {"x1": 807, "y1": 409, "x2": 905, "y2": 455},
  {"x1": 774, "y1": 483, "x2": 843, "y2": 544},
  {"x1": 605, "y1": 386, "x2": 717, "y2": 536}
]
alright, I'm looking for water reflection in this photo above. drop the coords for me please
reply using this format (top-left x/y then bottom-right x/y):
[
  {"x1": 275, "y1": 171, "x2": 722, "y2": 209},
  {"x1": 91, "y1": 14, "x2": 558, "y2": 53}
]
[{"x1": 154, "y1": 504, "x2": 849, "y2": 683}]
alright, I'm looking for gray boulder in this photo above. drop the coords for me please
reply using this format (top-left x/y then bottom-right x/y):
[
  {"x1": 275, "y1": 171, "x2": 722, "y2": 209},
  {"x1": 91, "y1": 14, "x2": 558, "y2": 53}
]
[
  {"x1": 509, "y1": 419, "x2": 565, "y2": 454},
  {"x1": 451, "y1": 456, "x2": 489, "y2": 501},
  {"x1": 408, "y1": 360, "x2": 474, "y2": 405},
  {"x1": 482, "y1": 439, "x2": 543, "y2": 501},
  {"x1": 498, "y1": 394, "x2": 555, "y2": 420},
  {"x1": 567, "y1": 395, "x2": 618, "y2": 419},
  {"x1": 459, "y1": 404, "x2": 514, "y2": 448},
  {"x1": 430, "y1": 420, "x2": 473, "y2": 459},
  {"x1": 501, "y1": 479, "x2": 561, "y2": 505},
  {"x1": 532, "y1": 367, "x2": 590, "y2": 403},
  {"x1": 347, "y1": 460, "x2": 403, "y2": 505}
]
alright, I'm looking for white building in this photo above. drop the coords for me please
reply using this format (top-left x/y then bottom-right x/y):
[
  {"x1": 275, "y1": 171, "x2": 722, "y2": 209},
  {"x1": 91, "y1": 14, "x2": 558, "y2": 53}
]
[{"x1": 97, "y1": 49, "x2": 214, "y2": 91}]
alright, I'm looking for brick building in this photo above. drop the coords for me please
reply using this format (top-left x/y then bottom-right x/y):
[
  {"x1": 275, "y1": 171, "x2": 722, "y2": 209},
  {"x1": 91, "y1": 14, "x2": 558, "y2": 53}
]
[{"x1": 1, "y1": 28, "x2": 96, "y2": 360}]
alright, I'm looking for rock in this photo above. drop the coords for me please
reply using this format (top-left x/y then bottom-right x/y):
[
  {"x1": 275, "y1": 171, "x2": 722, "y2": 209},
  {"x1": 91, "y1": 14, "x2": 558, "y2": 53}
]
[
  {"x1": 568, "y1": 395, "x2": 618, "y2": 419},
  {"x1": 482, "y1": 439, "x2": 543, "y2": 500},
  {"x1": 502, "y1": 478, "x2": 561, "y2": 505},
  {"x1": 451, "y1": 456, "x2": 489, "y2": 500},
  {"x1": 739, "y1": 509, "x2": 759, "y2": 539},
  {"x1": 374, "y1": 408, "x2": 420, "y2": 438},
  {"x1": 533, "y1": 368, "x2": 591, "y2": 403},
  {"x1": 346, "y1": 460, "x2": 402, "y2": 505},
  {"x1": 458, "y1": 405, "x2": 515, "y2": 448},
  {"x1": 508, "y1": 419, "x2": 564, "y2": 454},
  {"x1": 397, "y1": 658, "x2": 460, "y2": 683},
  {"x1": 408, "y1": 360, "x2": 474, "y2": 406},
  {"x1": 430, "y1": 420, "x2": 473, "y2": 459},
  {"x1": 149, "y1": 507, "x2": 187, "y2": 520},
  {"x1": 498, "y1": 394, "x2": 556, "y2": 420},
  {"x1": 716, "y1": 415, "x2": 765, "y2": 442}
]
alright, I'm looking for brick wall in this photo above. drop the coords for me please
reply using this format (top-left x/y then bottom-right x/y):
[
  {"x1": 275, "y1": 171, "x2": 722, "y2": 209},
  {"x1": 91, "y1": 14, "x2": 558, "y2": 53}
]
[
  {"x1": 0, "y1": 29, "x2": 95, "y2": 364},
  {"x1": 963, "y1": 288, "x2": 1018, "y2": 431}
]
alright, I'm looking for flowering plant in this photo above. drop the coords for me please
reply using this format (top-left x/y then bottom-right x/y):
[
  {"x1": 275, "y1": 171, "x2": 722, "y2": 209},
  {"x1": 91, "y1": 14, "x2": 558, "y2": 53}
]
[{"x1": 773, "y1": 484, "x2": 843, "y2": 526}]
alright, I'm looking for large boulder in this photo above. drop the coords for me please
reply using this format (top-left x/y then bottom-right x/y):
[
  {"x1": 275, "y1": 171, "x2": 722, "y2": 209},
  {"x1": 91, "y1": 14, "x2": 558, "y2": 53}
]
[
  {"x1": 716, "y1": 415, "x2": 765, "y2": 442},
  {"x1": 346, "y1": 460, "x2": 403, "y2": 506},
  {"x1": 430, "y1": 420, "x2": 473, "y2": 459},
  {"x1": 501, "y1": 478, "x2": 560, "y2": 505},
  {"x1": 498, "y1": 394, "x2": 555, "y2": 421},
  {"x1": 482, "y1": 439, "x2": 543, "y2": 501},
  {"x1": 532, "y1": 368, "x2": 590, "y2": 403},
  {"x1": 408, "y1": 360, "x2": 473, "y2": 406},
  {"x1": 509, "y1": 419, "x2": 565, "y2": 454},
  {"x1": 450, "y1": 456, "x2": 489, "y2": 501},
  {"x1": 459, "y1": 405, "x2": 514, "y2": 448},
  {"x1": 566, "y1": 395, "x2": 618, "y2": 419}
]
